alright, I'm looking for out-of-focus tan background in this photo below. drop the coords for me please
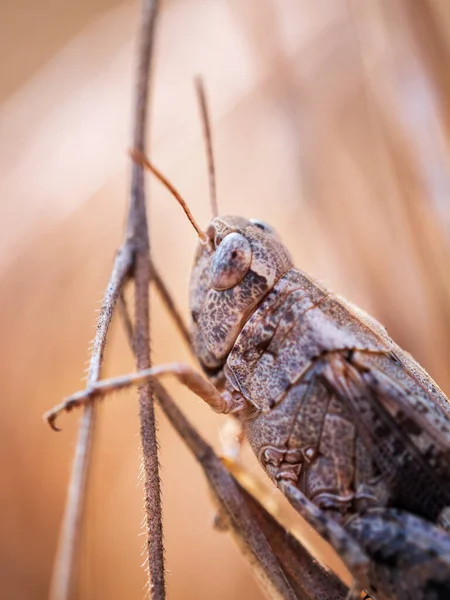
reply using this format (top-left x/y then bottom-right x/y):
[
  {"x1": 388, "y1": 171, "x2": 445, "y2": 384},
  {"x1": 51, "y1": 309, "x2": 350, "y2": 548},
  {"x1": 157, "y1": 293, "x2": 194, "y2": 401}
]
[{"x1": 2, "y1": 1, "x2": 450, "y2": 599}]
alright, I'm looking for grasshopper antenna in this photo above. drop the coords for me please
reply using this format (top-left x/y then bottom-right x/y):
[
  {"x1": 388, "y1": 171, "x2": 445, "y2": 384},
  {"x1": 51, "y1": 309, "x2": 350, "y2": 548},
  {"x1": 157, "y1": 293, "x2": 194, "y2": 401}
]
[
  {"x1": 129, "y1": 148, "x2": 208, "y2": 243},
  {"x1": 194, "y1": 76, "x2": 219, "y2": 218}
]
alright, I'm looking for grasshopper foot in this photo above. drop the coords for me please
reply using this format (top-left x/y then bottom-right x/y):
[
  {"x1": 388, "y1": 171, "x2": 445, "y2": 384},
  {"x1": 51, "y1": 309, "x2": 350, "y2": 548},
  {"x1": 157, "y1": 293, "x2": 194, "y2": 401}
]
[{"x1": 44, "y1": 388, "x2": 96, "y2": 431}]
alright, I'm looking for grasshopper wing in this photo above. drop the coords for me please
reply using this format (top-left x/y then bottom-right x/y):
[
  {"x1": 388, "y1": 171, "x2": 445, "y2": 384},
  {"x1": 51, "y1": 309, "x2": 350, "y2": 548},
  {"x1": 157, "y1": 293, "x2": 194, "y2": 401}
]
[{"x1": 322, "y1": 350, "x2": 450, "y2": 523}]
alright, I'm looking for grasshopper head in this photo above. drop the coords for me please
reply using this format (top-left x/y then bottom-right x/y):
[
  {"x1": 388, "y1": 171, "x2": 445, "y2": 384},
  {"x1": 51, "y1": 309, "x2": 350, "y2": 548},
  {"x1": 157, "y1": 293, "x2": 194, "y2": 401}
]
[
  {"x1": 189, "y1": 215, "x2": 293, "y2": 376},
  {"x1": 128, "y1": 152, "x2": 293, "y2": 375}
]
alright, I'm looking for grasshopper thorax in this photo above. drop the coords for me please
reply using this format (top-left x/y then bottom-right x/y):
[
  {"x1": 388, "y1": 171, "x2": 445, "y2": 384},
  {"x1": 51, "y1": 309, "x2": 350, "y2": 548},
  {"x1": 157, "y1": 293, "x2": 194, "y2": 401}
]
[{"x1": 189, "y1": 215, "x2": 293, "y2": 376}]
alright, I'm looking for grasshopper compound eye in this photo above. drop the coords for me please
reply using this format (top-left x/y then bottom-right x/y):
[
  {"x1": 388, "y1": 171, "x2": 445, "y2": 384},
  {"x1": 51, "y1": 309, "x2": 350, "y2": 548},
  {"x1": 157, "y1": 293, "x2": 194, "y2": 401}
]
[
  {"x1": 250, "y1": 218, "x2": 280, "y2": 240},
  {"x1": 209, "y1": 232, "x2": 252, "y2": 290},
  {"x1": 250, "y1": 218, "x2": 273, "y2": 233}
]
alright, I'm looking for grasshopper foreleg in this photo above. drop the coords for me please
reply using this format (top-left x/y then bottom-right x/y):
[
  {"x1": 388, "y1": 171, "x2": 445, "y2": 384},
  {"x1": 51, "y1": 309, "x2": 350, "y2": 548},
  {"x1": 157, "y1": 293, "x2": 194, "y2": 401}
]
[{"x1": 44, "y1": 362, "x2": 246, "y2": 431}]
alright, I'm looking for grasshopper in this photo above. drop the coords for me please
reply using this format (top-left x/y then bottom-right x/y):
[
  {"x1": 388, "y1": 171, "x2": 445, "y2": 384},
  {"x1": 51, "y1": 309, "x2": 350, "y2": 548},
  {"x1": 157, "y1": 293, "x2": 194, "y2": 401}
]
[{"x1": 46, "y1": 92, "x2": 450, "y2": 599}]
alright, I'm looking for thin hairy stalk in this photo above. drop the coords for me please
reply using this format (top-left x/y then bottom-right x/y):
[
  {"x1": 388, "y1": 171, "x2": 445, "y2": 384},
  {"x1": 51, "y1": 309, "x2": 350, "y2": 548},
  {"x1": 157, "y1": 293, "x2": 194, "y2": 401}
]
[
  {"x1": 150, "y1": 260, "x2": 191, "y2": 348},
  {"x1": 194, "y1": 77, "x2": 218, "y2": 218},
  {"x1": 125, "y1": 0, "x2": 165, "y2": 597},
  {"x1": 49, "y1": 246, "x2": 133, "y2": 600},
  {"x1": 49, "y1": 1, "x2": 163, "y2": 598}
]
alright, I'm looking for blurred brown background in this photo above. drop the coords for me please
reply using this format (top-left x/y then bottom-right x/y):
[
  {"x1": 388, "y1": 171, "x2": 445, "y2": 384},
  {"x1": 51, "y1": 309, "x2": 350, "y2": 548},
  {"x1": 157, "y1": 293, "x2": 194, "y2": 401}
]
[{"x1": 2, "y1": 1, "x2": 450, "y2": 599}]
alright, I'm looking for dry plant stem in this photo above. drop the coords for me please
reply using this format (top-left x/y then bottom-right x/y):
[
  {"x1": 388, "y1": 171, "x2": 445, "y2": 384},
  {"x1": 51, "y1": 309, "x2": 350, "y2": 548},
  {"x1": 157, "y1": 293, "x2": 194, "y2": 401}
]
[
  {"x1": 125, "y1": 0, "x2": 165, "y2": 598},
  {"x1": 50, "y1": 1, "x2": 164, "y2": 598},
  {"x1": 194, "y1": 77, "x2": 218, "y2": 218},
  {"x1": 49, "y1": 246, "x2": 133, "y2": 600}
]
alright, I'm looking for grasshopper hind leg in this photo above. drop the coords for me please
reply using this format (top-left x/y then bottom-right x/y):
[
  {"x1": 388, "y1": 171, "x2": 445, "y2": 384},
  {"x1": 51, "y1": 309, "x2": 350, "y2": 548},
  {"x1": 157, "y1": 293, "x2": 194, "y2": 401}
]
[
  {"x1": 278, "y1": 480, "x2": 372, "y2": 597},
  {"x1": 346, "y1": 508, "x2": 450, "y2": 600}
]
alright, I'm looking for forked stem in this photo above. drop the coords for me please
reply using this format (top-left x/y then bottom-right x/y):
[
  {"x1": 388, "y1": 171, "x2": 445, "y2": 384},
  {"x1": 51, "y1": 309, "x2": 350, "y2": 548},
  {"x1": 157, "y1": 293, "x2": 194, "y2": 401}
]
[{"x1": 48, "y1": 1, "x2": 164, "y2": 599}]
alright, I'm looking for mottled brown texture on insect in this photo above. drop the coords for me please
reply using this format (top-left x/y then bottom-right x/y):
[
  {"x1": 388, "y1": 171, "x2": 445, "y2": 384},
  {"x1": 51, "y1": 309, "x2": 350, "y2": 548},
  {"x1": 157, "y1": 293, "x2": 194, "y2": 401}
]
[
  {"x1": 189, "y1": 214, "x2": 450, "y2": 600},
  {"x1": 346, "y1": 509, "x2": 450, "y2": 600},
  {"x1": 189, "y1": 216, "x2": 293, "y2": 372},
  {"x1": 49, "y1": 209, "x2": 450, "y2": 600}
]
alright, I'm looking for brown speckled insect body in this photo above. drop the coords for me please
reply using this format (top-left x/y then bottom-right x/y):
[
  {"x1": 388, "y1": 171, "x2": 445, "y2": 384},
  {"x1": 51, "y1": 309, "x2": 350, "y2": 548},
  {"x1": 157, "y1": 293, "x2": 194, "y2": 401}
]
[
  {"x1": 48, "y1": 176, "x2": 450, "y2": 600},
  {"x1": 188, "y1": 214, "x2": 450, "y2": 600}
]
